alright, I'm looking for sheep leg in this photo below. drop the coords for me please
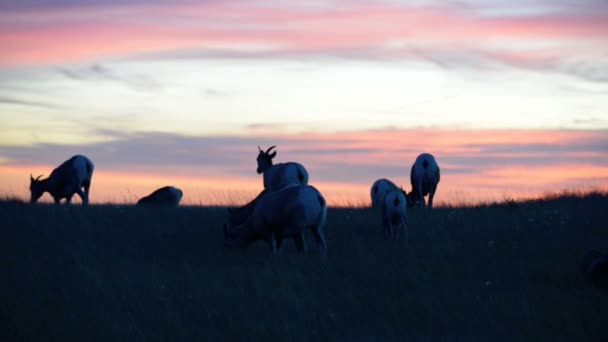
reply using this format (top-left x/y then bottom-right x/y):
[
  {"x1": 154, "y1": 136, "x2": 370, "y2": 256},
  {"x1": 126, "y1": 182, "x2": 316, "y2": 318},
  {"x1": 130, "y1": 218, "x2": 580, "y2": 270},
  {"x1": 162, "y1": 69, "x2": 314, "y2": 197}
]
[
  {"x1": 66, "y1": 194, "x2": 74, "y2": 204},
  {"x1": 293, "y1": 233, "x2": 307, "y2": 254},
  {"x1": 386, "y1": 219, "x2": 394, "y2": 239},
  {"x1": 311, "y1": 225, "x2": 327, "y2": 255},
  {"x1": 417, "y1": 180, "x2": 425, "y2": 208},
  {"x1": 393, "y1": 221, "x2": 401, "y2": 240},
  {"x1": 402, "y1": 217, "x2": 408, "y2": 244},
  {"x1": 428, "y1": 184, "x2": 437, "y2": 209},
  {"x1": 275, "y1": 233, "x2": 284, "y2": 251},
  {"x1": 83, "y1": 179, "x2": 91, "y2": 197},
  {"x1": 267, "y1": 233, "x2": 278, "y2": 255},
  {"x1": 382, "y1": 221, "x2": 391, "y2": 239},
  {"x1": 75, "y1": 188, "x2": 88, "y2": 205}
]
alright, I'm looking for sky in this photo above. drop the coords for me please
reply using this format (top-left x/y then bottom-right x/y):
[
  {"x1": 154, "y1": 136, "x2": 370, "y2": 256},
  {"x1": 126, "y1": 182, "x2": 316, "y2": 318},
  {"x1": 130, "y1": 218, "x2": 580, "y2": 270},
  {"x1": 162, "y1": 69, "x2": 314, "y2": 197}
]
[{"x1": 0, "y1": 0, "x2": 607, "y2": 206}]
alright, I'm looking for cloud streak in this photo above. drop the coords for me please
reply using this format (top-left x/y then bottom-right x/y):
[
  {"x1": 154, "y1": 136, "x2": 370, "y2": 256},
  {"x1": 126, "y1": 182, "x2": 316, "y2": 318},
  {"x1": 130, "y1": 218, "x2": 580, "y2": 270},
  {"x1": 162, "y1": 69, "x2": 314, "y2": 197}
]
[
  {"x1": 57, "y1": 64, "x2": 162, "y2": 91},
  {"x1": 0, "y1": 1, "x2": 606, "y2": 82},
  {"x1": 0, "y1": 96, "x2": 60, "y2": 109}
]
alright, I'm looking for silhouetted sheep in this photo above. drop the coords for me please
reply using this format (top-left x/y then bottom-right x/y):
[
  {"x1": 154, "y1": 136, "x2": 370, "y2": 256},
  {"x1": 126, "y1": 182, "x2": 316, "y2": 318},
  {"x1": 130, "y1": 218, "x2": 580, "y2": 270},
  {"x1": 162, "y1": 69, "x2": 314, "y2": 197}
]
[
  {"x1": 29, "y1": 155, "x2": 94, "y2": 205},
  {"x1": 224, "y1": 184, "x2": 327, "y2": 255},
  {"x1": 407, "y1": 153, "x2": 440, "y2": 208},
  {"x1": 137, "y1": 186, "x2": 182, "y2": 206},
  {"x1": 256, "y1": 145, "x2": 309, "y2": 191}
]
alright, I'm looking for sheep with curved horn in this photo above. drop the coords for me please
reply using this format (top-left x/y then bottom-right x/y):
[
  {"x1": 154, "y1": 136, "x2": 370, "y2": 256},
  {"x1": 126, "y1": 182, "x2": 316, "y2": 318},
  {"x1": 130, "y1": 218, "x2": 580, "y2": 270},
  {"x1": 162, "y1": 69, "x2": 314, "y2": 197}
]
[
  {"x1": 29, "y1": 155, "x2": 94, "y2": 205},
  {"x1": 256, "y1": 145, "x2": 309, "y2": 192},
  {"x1": 224, "y1": 184, "x2": 327, "y2": 255},
  {"x1": 137, "y1": 186, "x2": 183, "y2": 206},
  {"x1": 407, "y1": 153, "x2": 440, "y2": 209}
]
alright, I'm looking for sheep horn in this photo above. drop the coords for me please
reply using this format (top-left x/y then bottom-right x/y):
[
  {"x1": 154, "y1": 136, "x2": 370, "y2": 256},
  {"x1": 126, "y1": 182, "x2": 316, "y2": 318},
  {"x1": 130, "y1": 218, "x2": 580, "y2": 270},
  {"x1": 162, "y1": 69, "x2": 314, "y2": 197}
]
[
  {"x1": 35, "y1": 174, "x2": 43, "y2": 181},
  {"x1": 258, "y1": 145, "x2": 262, "y2": 152},
  {"x1": 265, "y1": 145, "x2": 276, "y2": 154}
]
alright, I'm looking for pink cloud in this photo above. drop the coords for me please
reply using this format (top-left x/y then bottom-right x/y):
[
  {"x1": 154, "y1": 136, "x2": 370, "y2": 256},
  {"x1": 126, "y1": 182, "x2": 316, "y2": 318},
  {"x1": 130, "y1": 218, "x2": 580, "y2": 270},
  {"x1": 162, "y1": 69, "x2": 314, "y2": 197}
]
[{"x1": 0, "y1": 2, "x2": 606, "y2": 67}]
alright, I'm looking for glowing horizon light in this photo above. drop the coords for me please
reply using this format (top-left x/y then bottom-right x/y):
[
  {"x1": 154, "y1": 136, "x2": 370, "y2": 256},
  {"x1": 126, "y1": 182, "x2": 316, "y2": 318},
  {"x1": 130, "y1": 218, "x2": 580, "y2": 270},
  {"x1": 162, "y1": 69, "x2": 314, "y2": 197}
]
[{"x1": 1, "y1": 128, "x2": 607, "y2": 207}]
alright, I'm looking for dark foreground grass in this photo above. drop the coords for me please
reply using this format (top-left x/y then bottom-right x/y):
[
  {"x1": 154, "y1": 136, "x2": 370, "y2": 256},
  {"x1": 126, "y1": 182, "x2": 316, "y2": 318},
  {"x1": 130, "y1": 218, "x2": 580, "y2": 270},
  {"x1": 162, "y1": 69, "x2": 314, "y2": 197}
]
[{"x1": 1, "y1": 194, "x2": 607, "y2": 341}]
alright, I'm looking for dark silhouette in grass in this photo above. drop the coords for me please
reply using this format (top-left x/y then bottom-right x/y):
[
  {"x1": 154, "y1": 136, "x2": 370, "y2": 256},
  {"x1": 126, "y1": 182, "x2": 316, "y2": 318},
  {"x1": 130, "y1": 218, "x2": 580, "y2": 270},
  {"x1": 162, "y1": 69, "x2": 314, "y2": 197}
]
[
  {"x1": 1, "y1": 192, "x2": 607, "y2": 340},
  {"x1": 29, "y1": 154, "x2": 94, "y2": 205},
  {"x1": 581, "y1": 249, "x2": 608, "y2": 288},
  {"x1": 224, "y1": 185, "x2": 327, "y2": 254},
  {"x1": 407, "y1": 153, "x2": 440, "y2": 209},
  {"x1": 137, "y1": 186, "x2": 183, "y2": 206}
]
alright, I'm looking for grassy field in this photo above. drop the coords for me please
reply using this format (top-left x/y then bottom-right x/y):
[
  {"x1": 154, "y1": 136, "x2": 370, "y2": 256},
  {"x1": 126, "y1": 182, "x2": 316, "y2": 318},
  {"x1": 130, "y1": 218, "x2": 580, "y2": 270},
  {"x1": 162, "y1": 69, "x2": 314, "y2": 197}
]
[{"x1": 1, "y1": 194, "x2": 607, "y2": 341}]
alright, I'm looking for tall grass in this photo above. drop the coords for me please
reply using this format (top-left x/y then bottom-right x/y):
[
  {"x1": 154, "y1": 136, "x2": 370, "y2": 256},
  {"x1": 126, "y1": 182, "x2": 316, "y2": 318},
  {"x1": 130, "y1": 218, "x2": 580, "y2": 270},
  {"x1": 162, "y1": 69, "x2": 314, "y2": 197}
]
[{"x1": 1, "y1": 194, "x2": 607, "y2": 340}]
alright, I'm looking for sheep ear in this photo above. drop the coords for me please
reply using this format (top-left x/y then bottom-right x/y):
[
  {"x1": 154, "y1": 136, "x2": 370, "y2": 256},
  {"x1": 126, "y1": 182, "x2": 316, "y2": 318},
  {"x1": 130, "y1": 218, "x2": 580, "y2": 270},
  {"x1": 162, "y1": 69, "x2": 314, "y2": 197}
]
[
  {"x1": 257, "y1": 145, "x2": 262, "y2": 152},
  {"x1": 269, "y1": 151, "x2": 277, "y2": 159},
  {"x1": 30, "y1": 173, "x2": 34, "y2": 182}
]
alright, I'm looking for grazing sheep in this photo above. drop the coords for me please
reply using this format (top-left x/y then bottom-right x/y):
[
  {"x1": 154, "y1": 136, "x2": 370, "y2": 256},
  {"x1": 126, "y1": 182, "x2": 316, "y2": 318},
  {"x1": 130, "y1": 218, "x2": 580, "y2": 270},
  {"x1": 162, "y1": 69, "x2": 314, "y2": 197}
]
[
  {"x1": 256, "y1": 145, "x2": 309, "y2": 191},
  {"x1": 137, "y1": 186, "x2": 183, "y2": 206},
  {"x1": 29, "y1": 155, "x2": 94, "y2": 205},
  {"x1": 407, "y1": 153, "x2": 440, "y2": 208},
  {"x1": 370, "y1": 178, "x2": 401, "y2": 208},
  {"x1": 382, "y1": 189, "x2": 408, "y2": 241},
  {"x1": 224, "y1": 184, "x2": 327, "y2": 255}
]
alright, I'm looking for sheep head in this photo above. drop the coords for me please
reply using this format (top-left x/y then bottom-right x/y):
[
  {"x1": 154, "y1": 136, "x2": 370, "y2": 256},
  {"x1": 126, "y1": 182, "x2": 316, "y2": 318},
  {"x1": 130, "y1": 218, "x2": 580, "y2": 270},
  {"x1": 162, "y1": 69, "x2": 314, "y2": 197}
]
[{"x1": 256, "y1": 145, "x2": 277, "y2": 174}]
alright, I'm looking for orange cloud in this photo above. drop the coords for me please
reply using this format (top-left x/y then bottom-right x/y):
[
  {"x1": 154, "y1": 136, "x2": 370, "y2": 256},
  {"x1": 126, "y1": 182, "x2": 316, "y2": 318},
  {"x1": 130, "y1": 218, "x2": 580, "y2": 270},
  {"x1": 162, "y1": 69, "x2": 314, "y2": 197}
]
[{"x1": 1, "y1": 129, "x2": 606, "y2": 207}]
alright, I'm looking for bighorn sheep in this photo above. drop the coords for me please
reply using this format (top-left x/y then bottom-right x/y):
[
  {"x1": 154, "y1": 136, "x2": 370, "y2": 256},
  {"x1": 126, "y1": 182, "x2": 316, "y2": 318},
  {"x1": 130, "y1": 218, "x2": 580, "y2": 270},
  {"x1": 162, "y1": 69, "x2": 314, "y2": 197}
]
[
  {"x1": 137, "y1": 186, "x2": 183, "y2": 206},
  {"x1": 29, "y1": 155, "x2": 94, "y2": 205},
  {"x1": 382, "y1": 189, "x2": 408, "y2": 241},
  {"x1": 370, "y1": 178, "x2": 402, "y2": 208},
  {"x1": 407, "y1": 153, "x2": 440, "y2": 209},
  {"x1": 224, "y1": 184, "x2": 327, "y2": 254},
  {"x1": 256, "y1": 145, "x2": 309, "y2": 192}
]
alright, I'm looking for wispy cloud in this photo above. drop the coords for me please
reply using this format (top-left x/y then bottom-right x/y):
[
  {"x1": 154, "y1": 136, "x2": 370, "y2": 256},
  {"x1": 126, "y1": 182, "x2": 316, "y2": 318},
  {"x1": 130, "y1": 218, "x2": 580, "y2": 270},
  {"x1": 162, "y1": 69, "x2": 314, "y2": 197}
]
[
  {"x1": 57, "y1": 64, "x2": 162, "y2": 91},
  {"x1": 0, "y1": 1, "x2": 606, "y2": 82},
  {"x1": 572, "y1": 117, "x2": 608, "y2": 127},
  {"x1": 0, "y1": 96, "x2": 60, "y2": 109}
]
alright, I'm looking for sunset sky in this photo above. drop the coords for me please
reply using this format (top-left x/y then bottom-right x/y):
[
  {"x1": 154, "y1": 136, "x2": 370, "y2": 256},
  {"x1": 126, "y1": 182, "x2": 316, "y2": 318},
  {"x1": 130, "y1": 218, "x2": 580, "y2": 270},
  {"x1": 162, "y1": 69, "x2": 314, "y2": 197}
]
[{"x1": 1, "y1": 0, "x2": 607, "y2": 206}]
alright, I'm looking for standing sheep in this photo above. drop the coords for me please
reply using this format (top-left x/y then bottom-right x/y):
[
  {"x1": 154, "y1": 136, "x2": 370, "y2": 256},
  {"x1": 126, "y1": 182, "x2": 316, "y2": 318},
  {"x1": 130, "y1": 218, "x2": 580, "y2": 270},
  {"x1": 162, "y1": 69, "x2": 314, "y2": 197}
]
[
  {"x1": 256, "y1": 145, "x2": 309, "y2": 192},
  {"x1": 408, "y1": 153, "x2": 440, "y2": 209}
]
